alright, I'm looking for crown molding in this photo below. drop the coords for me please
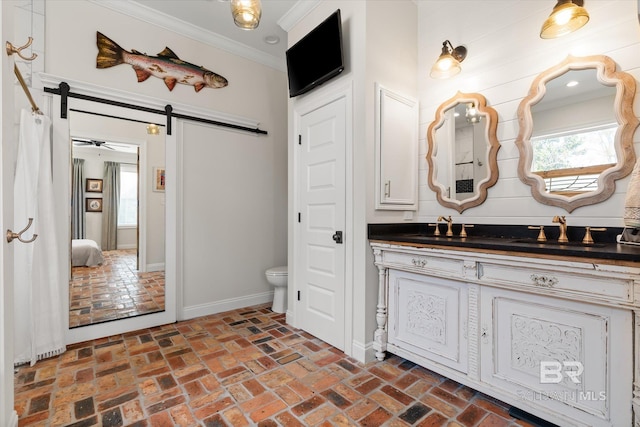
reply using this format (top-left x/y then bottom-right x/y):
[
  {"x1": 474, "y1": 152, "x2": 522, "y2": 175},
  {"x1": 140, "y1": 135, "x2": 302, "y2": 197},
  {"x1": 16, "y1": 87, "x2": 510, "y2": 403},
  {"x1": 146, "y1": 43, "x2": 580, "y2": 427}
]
[
  {"x1": 87, "y1": 0, "x2": 286, "y2": 72},
  {"x1": 277, "y1": 0, "x2": 321, "y2": 33}
]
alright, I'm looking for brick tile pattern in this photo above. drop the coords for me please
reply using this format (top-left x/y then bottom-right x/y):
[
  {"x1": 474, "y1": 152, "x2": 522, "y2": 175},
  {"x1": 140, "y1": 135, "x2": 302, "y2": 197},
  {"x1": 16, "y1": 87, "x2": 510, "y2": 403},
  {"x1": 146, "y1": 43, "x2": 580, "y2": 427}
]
[
  {"x1": 15, "y1": 304, "x2": 538, "y2": 426},
  {"x1": 69, "y1": 249, "x2": 165, "y2": 328}
]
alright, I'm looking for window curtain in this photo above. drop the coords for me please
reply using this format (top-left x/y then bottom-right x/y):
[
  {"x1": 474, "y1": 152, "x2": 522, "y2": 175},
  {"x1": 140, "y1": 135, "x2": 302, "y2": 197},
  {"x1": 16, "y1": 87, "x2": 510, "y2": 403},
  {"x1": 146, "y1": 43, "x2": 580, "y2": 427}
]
[
  {"x1": 102, "y1": 161, "x2": 120, "y2": 250},
  {"x1": 71, "y1": 158, "x2": 85, "y2": 239}
]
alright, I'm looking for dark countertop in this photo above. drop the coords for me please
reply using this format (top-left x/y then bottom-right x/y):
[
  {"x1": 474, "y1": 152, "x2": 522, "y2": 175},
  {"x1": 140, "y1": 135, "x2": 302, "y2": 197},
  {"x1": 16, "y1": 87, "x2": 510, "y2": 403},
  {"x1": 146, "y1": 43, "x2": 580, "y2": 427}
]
[{"x1": 368, "y1": 223, "x2": 640, "y2": 264}]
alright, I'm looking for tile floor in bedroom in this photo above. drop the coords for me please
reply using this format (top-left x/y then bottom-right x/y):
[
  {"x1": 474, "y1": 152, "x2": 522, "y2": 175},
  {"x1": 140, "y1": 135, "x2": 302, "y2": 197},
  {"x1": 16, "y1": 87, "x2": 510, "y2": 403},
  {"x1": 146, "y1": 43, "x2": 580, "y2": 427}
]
[
  {"x1": 15, "y1": 304, "x2": 537, "y2": 427},
  {"x1": 69, "y1": 249, "x2": 165, "y2": 328}
]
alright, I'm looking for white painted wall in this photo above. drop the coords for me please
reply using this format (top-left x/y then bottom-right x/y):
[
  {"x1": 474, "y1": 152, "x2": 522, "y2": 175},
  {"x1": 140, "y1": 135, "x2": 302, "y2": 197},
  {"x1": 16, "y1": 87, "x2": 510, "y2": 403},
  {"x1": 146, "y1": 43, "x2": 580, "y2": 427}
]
[
  {"x1": 44, "y1": 0, "x2": 288, "y2": 319},
  {"x1": 532, "y1": 94, "x2": 615, "y2": 137},
  {"x1": 416, "y1": 0, "x2": 640, "y2": 227},
  {"x1": 180, "y1": 121, "x2": 287, "y2": 318},
  {"x1": 2, "y1": 2, "x2": 17, "y2": 425}
]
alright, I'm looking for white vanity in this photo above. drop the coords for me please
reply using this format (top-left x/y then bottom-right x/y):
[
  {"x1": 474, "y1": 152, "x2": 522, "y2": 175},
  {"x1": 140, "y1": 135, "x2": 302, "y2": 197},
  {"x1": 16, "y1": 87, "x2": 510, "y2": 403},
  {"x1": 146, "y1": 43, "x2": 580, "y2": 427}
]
[
  {"x1": 370, "y1": 233, "x2": 640, "y2": 427},
  {"x1": 375, "y1": 52, "x2": 640, "y2": 426}
]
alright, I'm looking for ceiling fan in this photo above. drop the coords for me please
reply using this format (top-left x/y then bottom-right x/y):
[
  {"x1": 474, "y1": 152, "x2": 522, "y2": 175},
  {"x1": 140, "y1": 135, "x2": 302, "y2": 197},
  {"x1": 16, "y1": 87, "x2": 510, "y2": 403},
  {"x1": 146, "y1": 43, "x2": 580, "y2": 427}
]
[{"x1": 72, "y1": 138, "x2": 115, "y2": 150}]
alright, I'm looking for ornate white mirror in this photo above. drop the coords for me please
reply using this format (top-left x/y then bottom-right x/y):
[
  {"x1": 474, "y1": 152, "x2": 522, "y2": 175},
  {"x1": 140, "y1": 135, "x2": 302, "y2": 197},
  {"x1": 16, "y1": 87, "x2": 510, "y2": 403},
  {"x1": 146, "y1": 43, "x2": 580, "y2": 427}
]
[
  {"x1": 515, "y1": 55, "x2": 638, "y2": 212},
  {"x1": 426, "y1": 92, "x2": 500, "y2": 213}
]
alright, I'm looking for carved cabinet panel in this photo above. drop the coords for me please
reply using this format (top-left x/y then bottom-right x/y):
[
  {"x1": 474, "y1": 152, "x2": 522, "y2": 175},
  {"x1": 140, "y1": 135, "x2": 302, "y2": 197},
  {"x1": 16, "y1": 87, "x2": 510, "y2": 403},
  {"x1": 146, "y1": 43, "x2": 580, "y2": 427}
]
[
  {"x1": 480, "y1": 286, "x2": 632, "y2": 427},
  {"x1": 388, "y1": 270, "x2": 468, "y2": 373}
]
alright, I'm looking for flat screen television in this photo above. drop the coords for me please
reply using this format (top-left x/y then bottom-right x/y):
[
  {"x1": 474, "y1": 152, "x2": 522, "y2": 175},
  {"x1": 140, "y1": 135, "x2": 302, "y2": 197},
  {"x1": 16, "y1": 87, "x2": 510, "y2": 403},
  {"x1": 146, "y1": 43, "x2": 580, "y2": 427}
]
[{"x1": 286, "y1": 9, "x2": 344, "y2": 98}]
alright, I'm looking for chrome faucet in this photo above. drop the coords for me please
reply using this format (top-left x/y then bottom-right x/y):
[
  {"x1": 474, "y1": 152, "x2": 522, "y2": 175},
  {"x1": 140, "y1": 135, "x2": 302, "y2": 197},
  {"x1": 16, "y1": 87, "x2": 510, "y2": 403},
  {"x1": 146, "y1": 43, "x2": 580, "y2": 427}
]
[
  {"x1": 437, "y1": 215, "x2": 453, "y2": 237},
  {"x1": 552, "y1": 215, "x2": 568, "y2": 243}
]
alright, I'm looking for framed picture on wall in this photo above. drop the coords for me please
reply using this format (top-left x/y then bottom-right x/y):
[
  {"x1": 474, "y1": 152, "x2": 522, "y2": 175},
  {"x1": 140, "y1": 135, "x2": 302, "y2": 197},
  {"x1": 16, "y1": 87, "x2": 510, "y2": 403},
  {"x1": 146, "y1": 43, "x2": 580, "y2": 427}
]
[
  {"x1": 153, "y1": 167, "x2": 165, "y2": 192},
  {"x1": 86, "y1": 178, "x2": 103, "y2": 193},
  {"x1": 86, "y1": 198, "x2": 103, "y2": 212}
]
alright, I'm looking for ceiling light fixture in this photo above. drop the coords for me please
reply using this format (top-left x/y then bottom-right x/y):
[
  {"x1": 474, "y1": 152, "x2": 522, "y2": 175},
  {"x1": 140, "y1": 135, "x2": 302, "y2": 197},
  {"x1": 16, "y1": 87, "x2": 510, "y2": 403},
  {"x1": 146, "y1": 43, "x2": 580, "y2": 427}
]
[
  {"x1": 430, "y1": 40, "x2": 467, "y2": 79},
  {"x1": 146, "y1": 124, "x2": 160, "y2": 135},
  {"x1": 231, "y1": 0, "x2": 261, "y2": 30},
  {"x1": 540, "y1": 0, "x2": 589, "y2": 39}
]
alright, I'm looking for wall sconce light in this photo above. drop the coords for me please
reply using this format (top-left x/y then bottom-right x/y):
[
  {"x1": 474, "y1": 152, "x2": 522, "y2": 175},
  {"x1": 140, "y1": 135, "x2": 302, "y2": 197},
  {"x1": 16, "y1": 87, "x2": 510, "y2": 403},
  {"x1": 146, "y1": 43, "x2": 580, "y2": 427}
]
[
  {"x1": 146, "y1": 124, "x2": 160, "y2": 135},
  {"x1": 231, "y1": 0, "x2": 261, "y2": 30},
  {"x1": 465, "y1": 103, "x2": 481, "y2": 124},
  {"x1": 540, "y1": 0, "x2": 589, "y2": 39},
  {"x1": 430, "y1": 40, "x2": 467, "y2": 79}
]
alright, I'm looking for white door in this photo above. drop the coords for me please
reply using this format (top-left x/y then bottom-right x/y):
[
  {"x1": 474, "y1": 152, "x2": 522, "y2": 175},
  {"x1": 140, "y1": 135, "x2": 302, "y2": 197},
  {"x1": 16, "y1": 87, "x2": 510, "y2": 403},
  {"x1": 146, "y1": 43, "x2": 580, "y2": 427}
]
[{"x1": 297, "y1": 97, "x2": 346, "y2": 350}]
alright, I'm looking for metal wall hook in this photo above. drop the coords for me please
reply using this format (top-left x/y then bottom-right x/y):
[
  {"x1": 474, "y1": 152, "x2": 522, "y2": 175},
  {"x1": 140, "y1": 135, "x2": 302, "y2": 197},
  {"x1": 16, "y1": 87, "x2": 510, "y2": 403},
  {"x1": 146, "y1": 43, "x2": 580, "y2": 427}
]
[
  {"x1": 6, "y1": 37, "x2": 38, "y2": 61},
  {"x1": 7, "y1": 218, "x2": 38, "y2": 243}
]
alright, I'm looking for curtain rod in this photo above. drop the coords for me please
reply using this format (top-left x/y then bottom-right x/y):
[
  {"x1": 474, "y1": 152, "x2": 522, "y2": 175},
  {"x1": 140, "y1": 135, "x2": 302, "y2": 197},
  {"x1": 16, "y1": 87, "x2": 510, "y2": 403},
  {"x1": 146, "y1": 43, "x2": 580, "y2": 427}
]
[{"x1": 43, "y1": 82, "x2": 268, "y2": 136}]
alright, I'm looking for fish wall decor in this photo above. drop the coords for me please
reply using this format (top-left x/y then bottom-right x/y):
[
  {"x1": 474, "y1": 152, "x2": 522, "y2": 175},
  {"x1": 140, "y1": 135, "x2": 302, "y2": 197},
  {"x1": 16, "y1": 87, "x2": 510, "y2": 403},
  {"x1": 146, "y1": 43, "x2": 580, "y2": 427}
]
[{"x1": 96, "y1": 32, "x2": 228, "y2": 92}]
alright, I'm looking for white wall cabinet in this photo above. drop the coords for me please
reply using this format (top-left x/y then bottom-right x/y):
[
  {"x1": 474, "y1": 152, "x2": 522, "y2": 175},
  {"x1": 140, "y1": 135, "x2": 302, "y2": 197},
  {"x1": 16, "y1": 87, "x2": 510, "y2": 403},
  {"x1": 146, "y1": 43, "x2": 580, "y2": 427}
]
[
  {"x1": 374, "y1": 83, "x2": 418, "y2": 210},
  {"x1": 371, "y1": 241, "x2": 637, "y2": 427}
]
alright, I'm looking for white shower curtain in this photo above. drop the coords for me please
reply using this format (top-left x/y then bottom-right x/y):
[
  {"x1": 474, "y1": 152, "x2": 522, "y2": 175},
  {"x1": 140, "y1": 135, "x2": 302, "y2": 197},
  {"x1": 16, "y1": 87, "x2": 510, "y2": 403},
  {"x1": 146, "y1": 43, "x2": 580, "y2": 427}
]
[{"x1": 13, "y1": 109, "x2": 65, "y2": 366}]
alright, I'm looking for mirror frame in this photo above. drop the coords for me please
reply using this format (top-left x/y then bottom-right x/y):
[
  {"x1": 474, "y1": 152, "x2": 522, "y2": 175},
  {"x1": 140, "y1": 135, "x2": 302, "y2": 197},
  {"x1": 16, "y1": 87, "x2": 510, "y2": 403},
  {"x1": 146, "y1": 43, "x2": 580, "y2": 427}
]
[
  {"x1": 43, "y1": 73, "x2": 178, "y2": 345},
  {"x1": 426, "y1": 92, "x2": 500, "y2": 213},
  {"x1": 515, "y1": 55, "x2": 639, "y2": 212}
]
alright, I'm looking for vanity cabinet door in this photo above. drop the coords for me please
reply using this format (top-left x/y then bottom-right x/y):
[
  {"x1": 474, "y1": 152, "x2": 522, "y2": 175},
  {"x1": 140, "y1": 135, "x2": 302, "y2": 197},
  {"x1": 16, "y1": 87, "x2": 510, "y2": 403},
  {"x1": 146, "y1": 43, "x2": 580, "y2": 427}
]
[
  {"x1": 374, "y1": 83, "x2": 418, "y2": 210},
  {"x1": 479, "y1": 286, "x2": 631, "y2": 427},
  {"x1": 388, "y1": 270, "x2": 468, "y2": 373}
]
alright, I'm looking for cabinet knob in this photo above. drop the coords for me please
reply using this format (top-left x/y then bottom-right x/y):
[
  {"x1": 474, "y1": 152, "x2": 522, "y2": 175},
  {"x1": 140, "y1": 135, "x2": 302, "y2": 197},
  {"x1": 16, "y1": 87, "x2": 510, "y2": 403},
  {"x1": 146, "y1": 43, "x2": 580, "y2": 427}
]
[
  {"x1": 412, "y1": 258, "x2": 427, "y2": 267},
  {"x1": 481, "y1": 324, "x2": 489, "y2": 344},
  {"x1": 530, "y1": 274, "x2": 558, "y2": 288}
]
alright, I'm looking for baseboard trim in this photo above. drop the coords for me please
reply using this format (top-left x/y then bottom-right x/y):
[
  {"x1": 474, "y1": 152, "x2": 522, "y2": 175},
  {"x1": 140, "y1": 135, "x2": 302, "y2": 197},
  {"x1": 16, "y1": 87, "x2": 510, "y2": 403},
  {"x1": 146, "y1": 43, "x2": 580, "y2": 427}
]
[
  {"x1": 146, "y1": 263, "x2": 165, "y2": 272},
  {"x1": 285, "y1": 309, "x2": 295, "y2": 328},
  {"x1": 182, "y1": 291, "x2": 274, "y2": 320},
  {"x1": 117, "y1": 244, "x2": 137, "y2": 250},
  {"x1": 9, "y1": 410, "x2": 18, "y2": 427},
  {"x1": 351, "y1": 339, "x2": 376, "y2": 364}
]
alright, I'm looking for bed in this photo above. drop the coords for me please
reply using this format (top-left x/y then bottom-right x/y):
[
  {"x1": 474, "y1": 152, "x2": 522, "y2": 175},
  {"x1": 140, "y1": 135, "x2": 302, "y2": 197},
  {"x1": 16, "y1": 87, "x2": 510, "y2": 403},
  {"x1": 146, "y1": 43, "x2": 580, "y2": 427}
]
[{"x1": 71, "y1": 239, "x2": 104, "y2": 267}]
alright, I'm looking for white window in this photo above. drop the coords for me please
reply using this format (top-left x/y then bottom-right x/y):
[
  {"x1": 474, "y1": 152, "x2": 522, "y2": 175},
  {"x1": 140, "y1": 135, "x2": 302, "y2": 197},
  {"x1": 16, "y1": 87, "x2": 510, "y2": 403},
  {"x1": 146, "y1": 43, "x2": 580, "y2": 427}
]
[
  {"x1": 531, "y1": 123, "x2": 617, "y2": 172},
  {"x1": 531, "y1": 123, "x2": 617, "y2": 195},
  {"x1": 118, "y1": 164, "x2": 138, "y2": 227}
]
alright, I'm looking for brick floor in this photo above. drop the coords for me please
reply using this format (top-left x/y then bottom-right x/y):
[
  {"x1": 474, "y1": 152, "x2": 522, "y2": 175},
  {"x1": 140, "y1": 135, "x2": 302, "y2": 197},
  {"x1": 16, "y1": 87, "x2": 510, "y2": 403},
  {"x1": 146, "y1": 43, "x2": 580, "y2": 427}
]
[
  {"x1": 69, "y1": 249, "x2": 165, "y2": 328},
  {"x1": 15, "y1": 304, "x2": 538, "y2": 426}
]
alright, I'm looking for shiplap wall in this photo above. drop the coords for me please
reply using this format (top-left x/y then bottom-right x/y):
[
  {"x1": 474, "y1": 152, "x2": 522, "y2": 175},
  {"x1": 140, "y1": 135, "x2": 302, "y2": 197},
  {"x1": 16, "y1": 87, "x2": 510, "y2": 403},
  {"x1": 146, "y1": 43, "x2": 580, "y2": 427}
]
[{"x1": 417, "y1": 0, "x2": 640, "y2": 229}]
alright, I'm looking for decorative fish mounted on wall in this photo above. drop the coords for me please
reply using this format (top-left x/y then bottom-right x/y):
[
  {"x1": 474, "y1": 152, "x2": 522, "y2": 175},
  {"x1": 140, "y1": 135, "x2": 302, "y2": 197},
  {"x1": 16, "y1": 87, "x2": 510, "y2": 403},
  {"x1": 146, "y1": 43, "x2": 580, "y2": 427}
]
[{"x1": 96, "y1": 32, "x2": 228, "y2": 92}]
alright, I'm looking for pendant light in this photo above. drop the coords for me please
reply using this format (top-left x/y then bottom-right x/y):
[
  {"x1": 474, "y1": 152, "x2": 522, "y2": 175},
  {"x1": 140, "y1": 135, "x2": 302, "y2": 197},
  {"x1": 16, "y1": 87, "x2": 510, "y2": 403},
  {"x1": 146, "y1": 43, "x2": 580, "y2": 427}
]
[
  {"x1": 430, "y1": 40, "x2": 467, "y2": 79},
  {"x1": 231, "y1": 0, "x2": 262, "y2": 30},
  {"x1": 540, "y1": 0, "x2": 589, "y2": 39},
  {"x1": 465, "y1": 103, "x2": 481, "y2": 124}
]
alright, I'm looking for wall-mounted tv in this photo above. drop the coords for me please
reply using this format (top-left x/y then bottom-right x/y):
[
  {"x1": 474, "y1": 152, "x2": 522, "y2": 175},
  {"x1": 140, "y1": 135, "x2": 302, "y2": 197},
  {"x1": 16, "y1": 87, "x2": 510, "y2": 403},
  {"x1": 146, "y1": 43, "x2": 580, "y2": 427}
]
[{"x1": 286, "y1": 9, "x2": 344, "y2": 98}]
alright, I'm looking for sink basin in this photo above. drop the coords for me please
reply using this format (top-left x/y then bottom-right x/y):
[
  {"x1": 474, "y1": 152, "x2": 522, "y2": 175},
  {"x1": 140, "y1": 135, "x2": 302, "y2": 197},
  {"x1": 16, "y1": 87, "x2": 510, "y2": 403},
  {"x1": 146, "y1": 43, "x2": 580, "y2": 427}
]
[{"x1": 510, "y1": 239, "x2": 606, "y2": 248}]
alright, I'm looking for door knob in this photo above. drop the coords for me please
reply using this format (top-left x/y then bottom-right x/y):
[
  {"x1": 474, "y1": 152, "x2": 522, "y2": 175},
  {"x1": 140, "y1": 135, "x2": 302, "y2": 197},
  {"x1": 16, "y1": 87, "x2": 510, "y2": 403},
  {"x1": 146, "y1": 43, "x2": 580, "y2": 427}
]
[{"x1": 332, "y1": 231, "x2": 343, "y2": 244}]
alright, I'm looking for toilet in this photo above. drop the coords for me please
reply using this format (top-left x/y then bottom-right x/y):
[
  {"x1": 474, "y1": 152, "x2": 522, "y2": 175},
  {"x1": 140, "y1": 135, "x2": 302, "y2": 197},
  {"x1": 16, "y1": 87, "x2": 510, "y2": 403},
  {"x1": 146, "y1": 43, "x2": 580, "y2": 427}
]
[{"x1": 265, "y1": 266, "x2": 288, "y2": 313}]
